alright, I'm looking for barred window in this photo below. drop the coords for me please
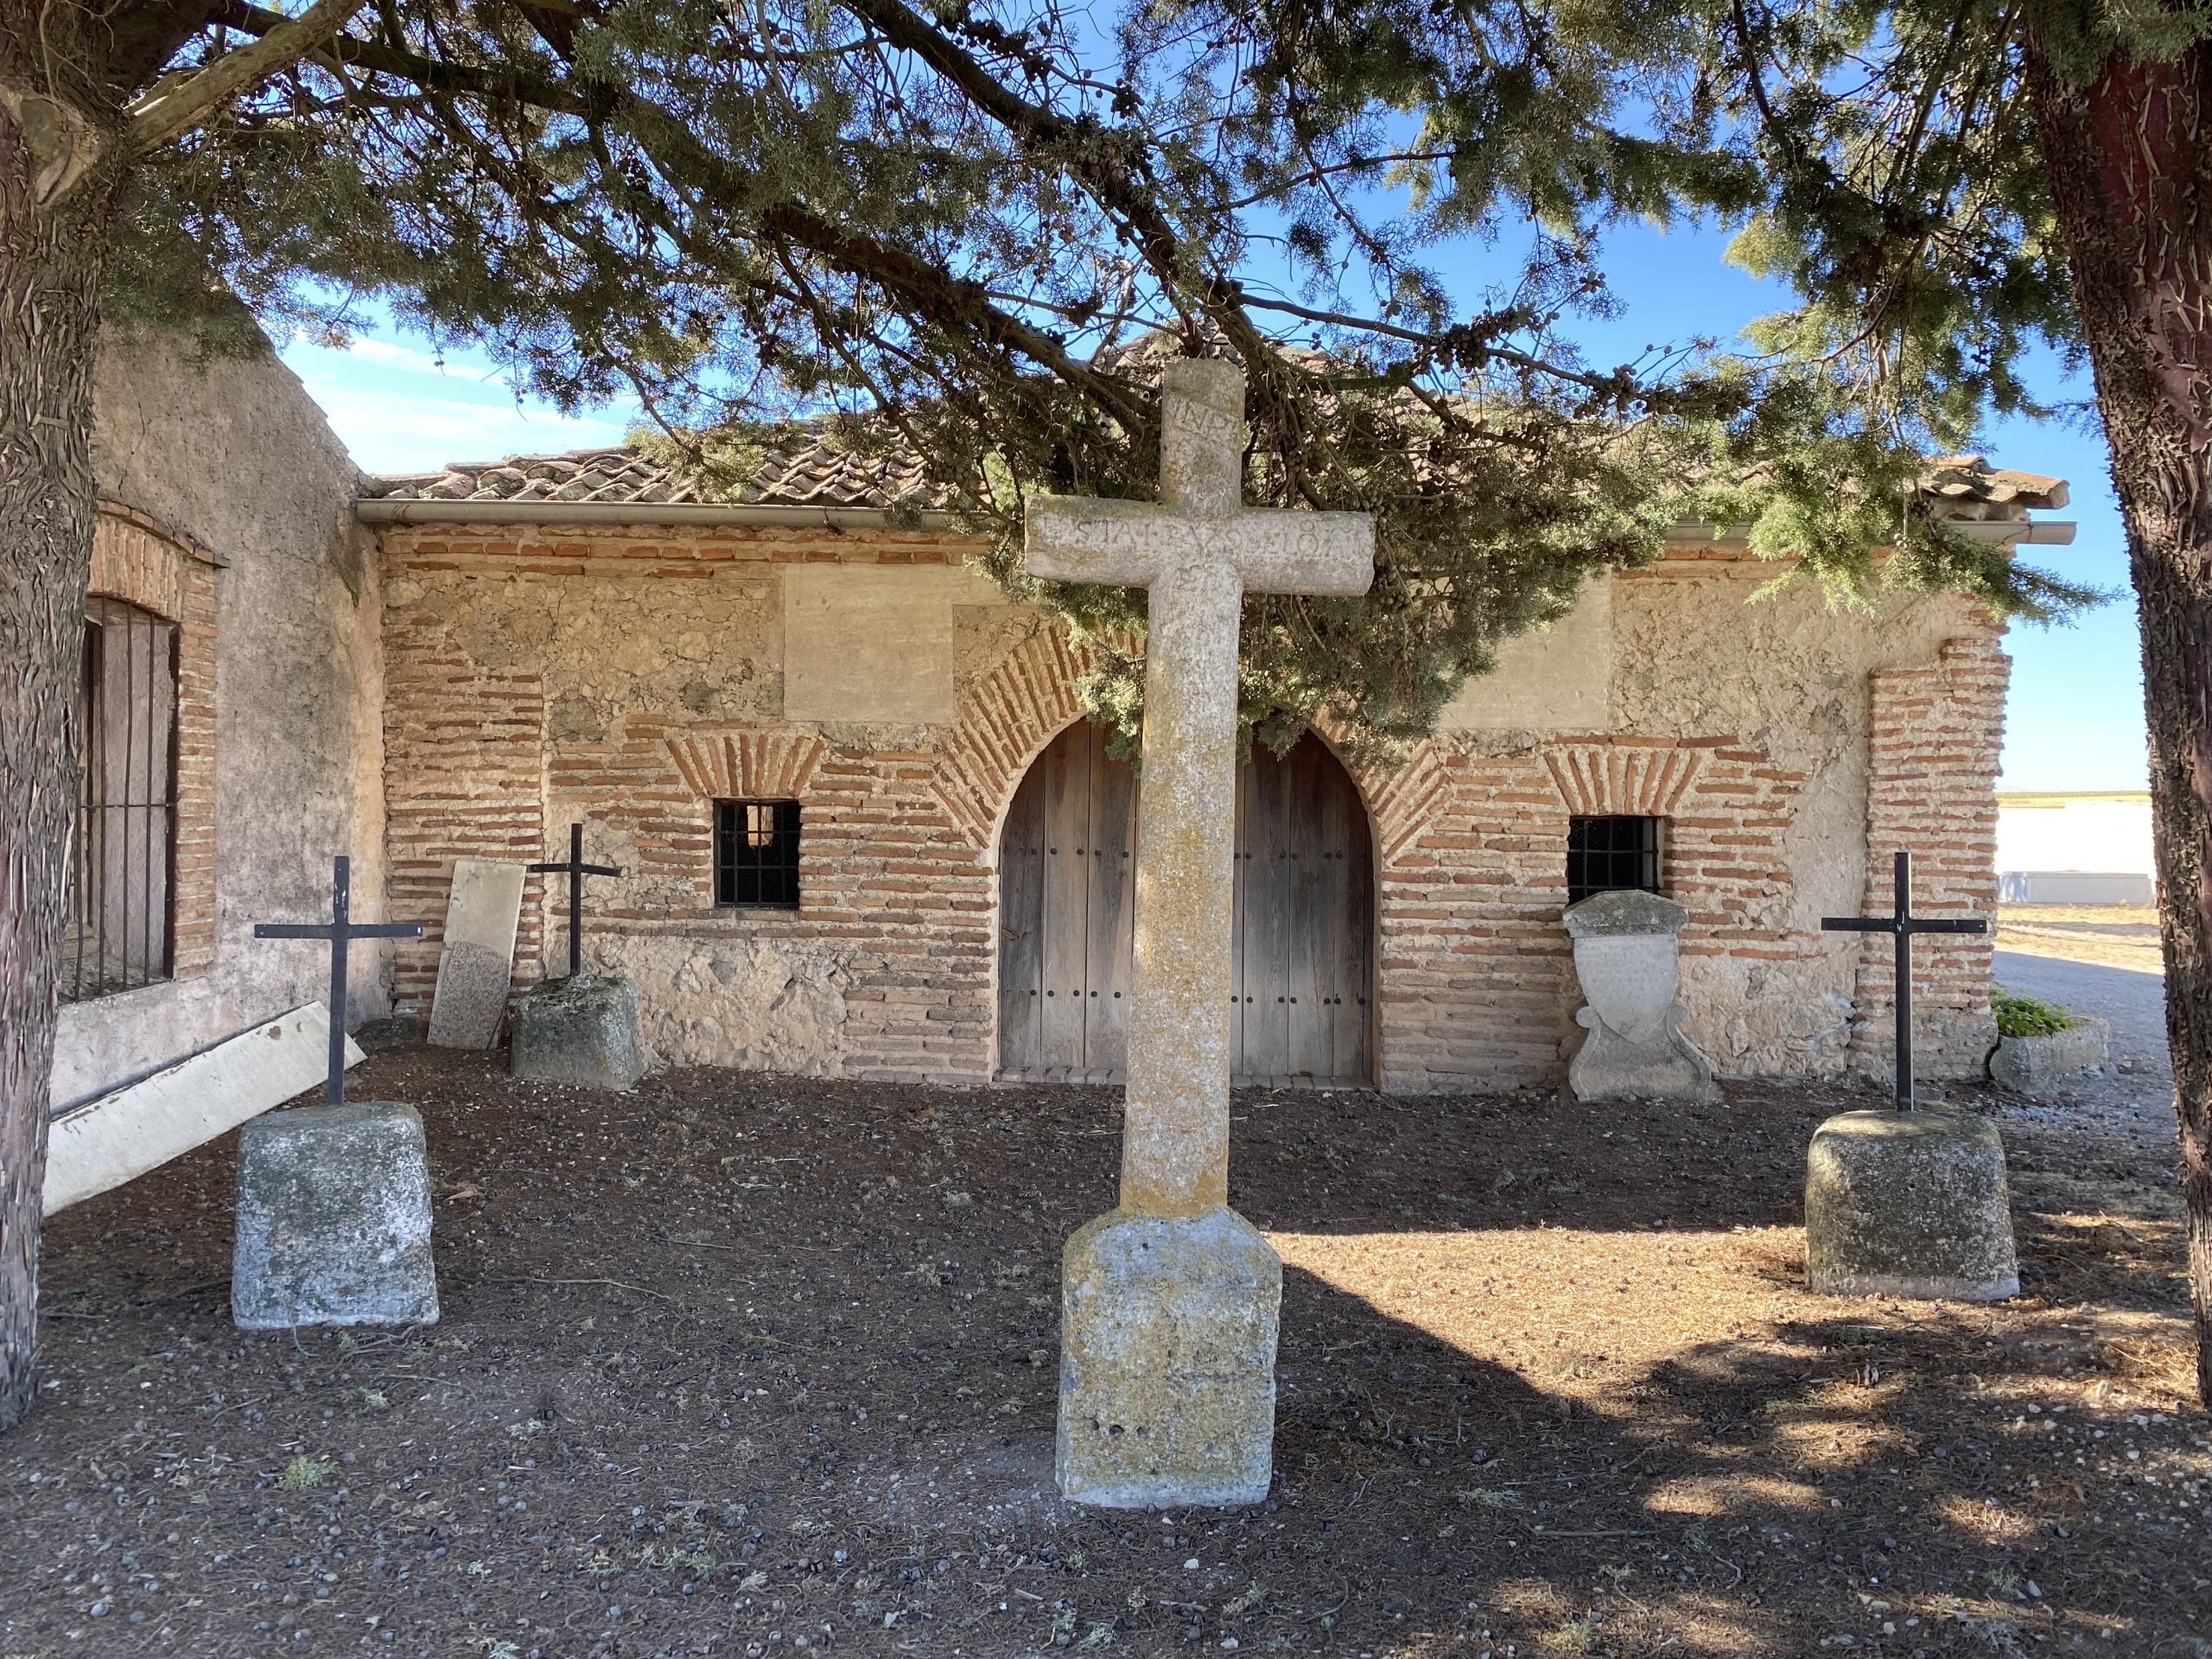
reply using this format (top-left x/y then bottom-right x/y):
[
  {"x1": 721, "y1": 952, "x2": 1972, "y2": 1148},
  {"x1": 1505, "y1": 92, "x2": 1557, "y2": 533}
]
[
  {"x1": 64, "y1": 597, "x2": 178, "y2": 1001},
  {"x1": 1567, "y1": 815, "x2": 1662, "y2": 906},
  {"x1": 715, "y1": 799, "x2": 801, "y2": 908}
]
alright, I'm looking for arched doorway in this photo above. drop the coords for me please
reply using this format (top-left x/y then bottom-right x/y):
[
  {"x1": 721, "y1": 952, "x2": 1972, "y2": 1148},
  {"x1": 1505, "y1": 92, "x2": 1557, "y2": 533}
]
[{"x1": 996, "y1": 721, "x2": 1374, "y2": 1085}]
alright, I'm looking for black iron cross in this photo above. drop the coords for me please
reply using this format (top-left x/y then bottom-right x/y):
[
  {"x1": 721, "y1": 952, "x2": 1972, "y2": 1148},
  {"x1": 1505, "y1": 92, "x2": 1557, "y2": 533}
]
[
  {"x1": 255, "y1": 855, "x2": 424, "y2": 1108},
  {"x1": 529, "y1": 822, "x2": 623, "y2": 980},
  {"x1": 1822, "y1": 849, "x2": 1986, "y2": 1109}
]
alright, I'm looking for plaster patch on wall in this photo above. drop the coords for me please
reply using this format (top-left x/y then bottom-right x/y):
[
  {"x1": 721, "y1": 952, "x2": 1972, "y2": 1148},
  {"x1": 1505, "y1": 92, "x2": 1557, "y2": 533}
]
[
  {"x1": 1440, "y1": 575, "x2": 1611, "y2": 731},
  {"x1": 785, "y1": 564, "x2": 1005, "y2": 723},
  {"x1": 1611, "y1": 573, "x2": 2000, "y2": 1079},
  {"x1": 594, "y1": 933, "x2": 853, "y2": 1076}
]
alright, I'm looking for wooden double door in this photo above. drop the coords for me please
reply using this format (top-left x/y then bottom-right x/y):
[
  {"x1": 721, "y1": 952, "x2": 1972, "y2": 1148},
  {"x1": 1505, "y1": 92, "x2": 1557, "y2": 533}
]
[{"x1": 996, "y1": 721, "x2": 1374, "y2": 1086}]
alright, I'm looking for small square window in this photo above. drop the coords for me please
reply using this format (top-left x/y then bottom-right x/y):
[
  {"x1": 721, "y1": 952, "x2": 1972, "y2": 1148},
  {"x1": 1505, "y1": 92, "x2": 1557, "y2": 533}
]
[
  {"x1": 715, "y1": 799, "x2": 801, "y2": 907},
  {"x1": 1567, "y1": 815, "x2": 1662, "y2": 905}
]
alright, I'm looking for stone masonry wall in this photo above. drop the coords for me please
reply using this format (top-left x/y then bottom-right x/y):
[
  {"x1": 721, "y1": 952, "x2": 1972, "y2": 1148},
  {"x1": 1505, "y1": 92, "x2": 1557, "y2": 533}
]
[
  {"x1": 53, "y1": 326, "x2": 384, "y2": 1113},
  {"x1": 378, "y1": 524, "x2": 1003, "y2": 1082},
  {"x1": 377, "y1": 523, "x2": 2008, "y2": 1091}
]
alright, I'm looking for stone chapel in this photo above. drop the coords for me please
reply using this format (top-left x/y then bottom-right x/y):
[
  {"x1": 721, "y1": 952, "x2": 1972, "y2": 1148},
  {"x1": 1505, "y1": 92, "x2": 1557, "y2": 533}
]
[{"x1": 49, "y1": 327, "x2": 2077, "y2": 1109}]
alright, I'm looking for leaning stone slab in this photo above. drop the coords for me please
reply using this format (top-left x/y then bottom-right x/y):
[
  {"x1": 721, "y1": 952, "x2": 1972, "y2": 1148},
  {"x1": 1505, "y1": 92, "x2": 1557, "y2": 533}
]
[
  {"x1": 1989, "y1": 1017, "x2": 2111, "y2": 1094},
  {"x1": 428, "y1": 857, "x2": 526, "y2": 1049},
  {"x1": 1804, "y1": 1109, "x2": 2018, "y2": 1301},
  {"x1": 1564, "y1": 889, "x2": 1719, "y2": 1103},
  {"x1": 44, "y1": 1004, "x2": 362, "y2": 1217},
  {"x1": 511, "y1": 972, "x2": 646, "y2": 1090},
  {"x1": 232, "y1": 1102, "x2": 441, "y2": 1329},
  {"x1": 1057, "y1": 1207, "x2": 1281, "y2": 1510}
]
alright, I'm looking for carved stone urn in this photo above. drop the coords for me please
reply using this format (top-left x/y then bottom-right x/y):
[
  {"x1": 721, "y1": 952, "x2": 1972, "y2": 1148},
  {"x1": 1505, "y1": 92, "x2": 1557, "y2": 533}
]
[{"x1": 1563, "y1": 889, "x2": 1719, "y2": 1103}]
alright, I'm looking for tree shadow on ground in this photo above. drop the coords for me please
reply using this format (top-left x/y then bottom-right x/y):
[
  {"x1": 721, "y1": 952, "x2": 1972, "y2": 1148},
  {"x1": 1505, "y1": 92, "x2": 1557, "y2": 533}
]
[{"x1": 1, "y1": 1050, "x2": 2201, "y2": 1657}]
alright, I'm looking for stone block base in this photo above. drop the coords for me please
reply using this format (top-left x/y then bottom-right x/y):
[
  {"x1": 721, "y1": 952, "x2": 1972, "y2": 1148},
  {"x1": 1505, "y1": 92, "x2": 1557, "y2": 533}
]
[
  {"x1": 232, "y1": 1103, "x2": 441, "y2": 1329},
  {"x1": 1057, "y1": 1207, "x2": 1281, "y2": 1509},
  {"x1": 1989, "y1": 1017, "x2": 2111, "y2": 1094},
  {"x1": 511, "y1": 973, "x2": 646, "y2": 1090},
  {"x1": 1804, "y1": 1109, "x2": 2018, "y2": 1301}
]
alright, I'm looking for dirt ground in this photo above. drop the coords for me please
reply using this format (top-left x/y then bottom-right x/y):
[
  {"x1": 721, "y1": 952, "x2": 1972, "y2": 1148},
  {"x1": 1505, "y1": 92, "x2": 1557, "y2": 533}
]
[{"x1": 2, "y1": 1045, "x2": 2205, "y2": 1659}]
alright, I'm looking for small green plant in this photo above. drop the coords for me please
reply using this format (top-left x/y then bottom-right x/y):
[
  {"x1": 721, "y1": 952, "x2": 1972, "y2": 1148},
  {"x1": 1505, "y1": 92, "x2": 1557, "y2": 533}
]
[
  {"x1": 276, "y1": 1455, "x2": 335, "y2": 1491},
  {"x1": 1993, "y1": 991, "x2": 2073, "y2": 1038},
  {"x1": 1541, "y1": 1615, "x2": 1600, "y2": 1654}
]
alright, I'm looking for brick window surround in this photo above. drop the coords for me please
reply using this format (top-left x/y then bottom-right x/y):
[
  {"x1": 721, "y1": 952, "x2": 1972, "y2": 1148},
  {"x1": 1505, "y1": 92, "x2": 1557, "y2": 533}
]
[{"x1": 86, "y1": 505, "x2": 219, "y2": 982}]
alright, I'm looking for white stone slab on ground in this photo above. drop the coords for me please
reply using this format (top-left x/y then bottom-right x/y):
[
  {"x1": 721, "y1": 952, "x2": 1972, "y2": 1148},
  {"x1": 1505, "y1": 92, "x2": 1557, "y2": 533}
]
[
  {"x1": 427, "y1": 857, "x2": 527, "y2": 1049},
  {"x1": 43, "y1": 1003, "x2": 365, "y2": 1217}
]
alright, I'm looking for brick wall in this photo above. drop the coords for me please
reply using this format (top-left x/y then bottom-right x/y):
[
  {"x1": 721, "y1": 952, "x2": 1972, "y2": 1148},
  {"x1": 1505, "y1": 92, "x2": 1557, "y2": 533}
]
[
  {"x1": 1850, "y1": 635, "x2": 2008, "y2": 1075},
  {"x1": 88, "y1": 505, "x2": 219, "y2": 978},
  {"x1": 1366, "y1": 733, "x2": 1810, "y2": 1090},
  {"x1": 378, "y1": 524, "x2": 998, "y2": 1080},
  {"x1": 377, "y1": 525, "x2": 2006, "y2": 1090}
]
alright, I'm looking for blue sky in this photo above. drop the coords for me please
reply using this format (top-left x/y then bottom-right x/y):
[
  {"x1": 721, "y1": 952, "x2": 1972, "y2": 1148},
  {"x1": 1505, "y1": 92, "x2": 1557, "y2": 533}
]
[{"x1": 280, "y1": 218, "x2": 2144, "y2": 794}]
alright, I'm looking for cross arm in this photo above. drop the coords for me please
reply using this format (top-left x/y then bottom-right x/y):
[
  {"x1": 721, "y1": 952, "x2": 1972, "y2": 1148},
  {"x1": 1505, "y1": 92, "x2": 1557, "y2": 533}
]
[
  {"x1": 1224, "y1": 510, "x2": 1375, "y2": 596},
  {"x1": 1023, "y1": 496, "x2": 1164, "y2": 586},
  {"x1": 1906, "y1": 918, "x2": 1987, "y2": 935},
  {"x1": 1821, "y1": 918, "x2": 1897, "y2": 933},
  {"x1": 577, "y1": 862, "x2": 623, "y2": 878},
  {"x1": 255, "y1": 924, "x2": 334, "y2": 939}
]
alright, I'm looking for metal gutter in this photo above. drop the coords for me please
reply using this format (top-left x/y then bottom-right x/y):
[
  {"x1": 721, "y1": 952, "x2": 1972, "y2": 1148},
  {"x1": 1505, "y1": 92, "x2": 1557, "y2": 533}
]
[{"x1": 354, "y1": 494, "x2": 2075, "y2": 548}]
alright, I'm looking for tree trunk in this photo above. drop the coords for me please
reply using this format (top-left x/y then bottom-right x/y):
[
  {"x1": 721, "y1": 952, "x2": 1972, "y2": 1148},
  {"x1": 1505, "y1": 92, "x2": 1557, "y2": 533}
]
[
  {"x1": 0, "y1": 29, "x2": 117, "y2": 1431},
  {"x1": 2028, "y1": 38, "x2": 2212, "y2": 1405}
]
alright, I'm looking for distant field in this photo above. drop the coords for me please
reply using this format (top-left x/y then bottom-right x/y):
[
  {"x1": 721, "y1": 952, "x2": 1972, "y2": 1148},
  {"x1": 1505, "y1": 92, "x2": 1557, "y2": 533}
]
[{"x1": 1997, "y1": 903, "x2": 2163, "y2": 972}]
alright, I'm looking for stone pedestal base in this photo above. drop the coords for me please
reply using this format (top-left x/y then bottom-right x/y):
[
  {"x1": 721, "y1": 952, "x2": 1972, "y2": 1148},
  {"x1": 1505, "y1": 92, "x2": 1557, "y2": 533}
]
[
  {"x1": 511, "y1": 973, "x2": 645, "y2": 1090},
  {"x1": 233, "y1": 1103, "x2": 441, "y2": 1329},
  {"x1": 1057, "y1": 1207, "x2": 1281, "y2": 1509},
  {"x1": 1804, "y1": 1110, "x2": 2018, "y2": 1301}
]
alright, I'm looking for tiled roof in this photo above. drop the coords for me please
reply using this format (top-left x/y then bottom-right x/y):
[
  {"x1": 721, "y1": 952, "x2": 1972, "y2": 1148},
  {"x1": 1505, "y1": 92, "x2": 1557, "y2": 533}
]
[
  {"x1": 368, "y1": 436, "x2": 2066, "y2": 520},
  {"x1": 1919, "y1": 455, "x2": 2069, "y2": 518},
  {"x1": 365, "y1": 431, "x2": 957, "y2": 510}
]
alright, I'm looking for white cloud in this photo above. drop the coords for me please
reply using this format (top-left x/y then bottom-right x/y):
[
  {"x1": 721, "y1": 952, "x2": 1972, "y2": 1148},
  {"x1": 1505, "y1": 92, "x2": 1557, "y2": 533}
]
[
  {"x1": 294, "y1": 378, "x2": 635, "y2": 475},
  {"x1": 340, "y1": 337, "x2": 452, "y2": 375}
]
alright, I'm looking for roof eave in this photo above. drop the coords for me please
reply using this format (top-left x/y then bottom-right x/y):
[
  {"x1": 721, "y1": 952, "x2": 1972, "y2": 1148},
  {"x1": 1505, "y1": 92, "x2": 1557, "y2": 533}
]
[{"x1": 357, "y1": 494, "x2": 2077, "y2": 549}]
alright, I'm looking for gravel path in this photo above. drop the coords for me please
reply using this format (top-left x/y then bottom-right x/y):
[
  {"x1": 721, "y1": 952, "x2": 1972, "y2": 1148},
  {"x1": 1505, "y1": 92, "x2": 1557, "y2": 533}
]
[
  {"x1": 1990, "y1": 948, "x2": 2177, "y2": 1155},
  {"x1": 1994, "y1": 948, "x2": 2171, "y2": 1085}
]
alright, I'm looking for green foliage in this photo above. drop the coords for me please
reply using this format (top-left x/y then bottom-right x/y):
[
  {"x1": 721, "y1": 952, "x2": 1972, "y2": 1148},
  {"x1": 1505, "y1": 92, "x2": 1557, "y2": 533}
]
[
  {"x1": 1993, "y1": 991, "x2": 2075, "y2": 1038},
  {"x1": 276, "y1": 1455, "x2": 336, "y2": 1491},
  {"x1": 87, "y1": 0, "x2": 2107, "y2": 751}
]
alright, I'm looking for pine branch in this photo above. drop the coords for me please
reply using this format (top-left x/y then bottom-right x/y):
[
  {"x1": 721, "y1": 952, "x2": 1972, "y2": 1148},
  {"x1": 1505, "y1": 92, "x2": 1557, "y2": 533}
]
[{"x1": 122, "y1": 0, "x2": 371, "y2": 162}]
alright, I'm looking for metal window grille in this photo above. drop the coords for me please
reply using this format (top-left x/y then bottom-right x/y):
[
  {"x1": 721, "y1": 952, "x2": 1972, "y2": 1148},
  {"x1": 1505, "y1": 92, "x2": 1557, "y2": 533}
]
[
  {"x1": 1567, "y1": 814, "x2": 1662, "y2": 905},
  {"x1": 62, "y1": 597, "x2": 178, "y2": 1001},
  {"x1": 714, "y1": 799, "x2": 801, "y2": 907}
]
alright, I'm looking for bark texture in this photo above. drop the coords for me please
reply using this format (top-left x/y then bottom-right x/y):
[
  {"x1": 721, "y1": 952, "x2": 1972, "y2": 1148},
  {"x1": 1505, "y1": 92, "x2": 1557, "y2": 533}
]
[
  {"x1": 2029, "y1": 36, "x2": 2212, "y2": 1405},
  {"x1": 0, "y1": 9, "x2": 117, "y2": 1432}
]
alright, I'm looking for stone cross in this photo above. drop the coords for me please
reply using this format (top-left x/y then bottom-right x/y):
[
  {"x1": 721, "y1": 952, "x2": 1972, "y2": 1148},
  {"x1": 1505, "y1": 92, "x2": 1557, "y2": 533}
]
[
  {"x1": 529, "y1": 822, "x2": 623, "y2": 980},
  {"x1": 255, "y1": 856, "x2": 423, "y2": 1108},
  {"x1": 1822, "y1": 849, "x2": 1986, "y2": 1108},
  {"x1": 1025, "y1": 357, "x2": 1373, "y2": 1506},
  {"x1": 1027, "y1": 357, "x2": 1375, "y2": 1212}
]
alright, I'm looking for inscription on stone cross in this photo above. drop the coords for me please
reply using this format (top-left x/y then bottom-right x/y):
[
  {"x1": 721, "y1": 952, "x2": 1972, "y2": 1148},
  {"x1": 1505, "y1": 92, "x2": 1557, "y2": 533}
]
[{"x1": 1024, "y1": 357, "x2": 1374, "y2": 1507}]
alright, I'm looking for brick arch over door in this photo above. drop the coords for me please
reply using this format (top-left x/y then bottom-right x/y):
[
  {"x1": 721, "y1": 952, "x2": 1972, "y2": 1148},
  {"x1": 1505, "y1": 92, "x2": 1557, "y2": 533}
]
[{"x1": 995, "y1": 719, "x2": 1375, "y2": 1086}]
